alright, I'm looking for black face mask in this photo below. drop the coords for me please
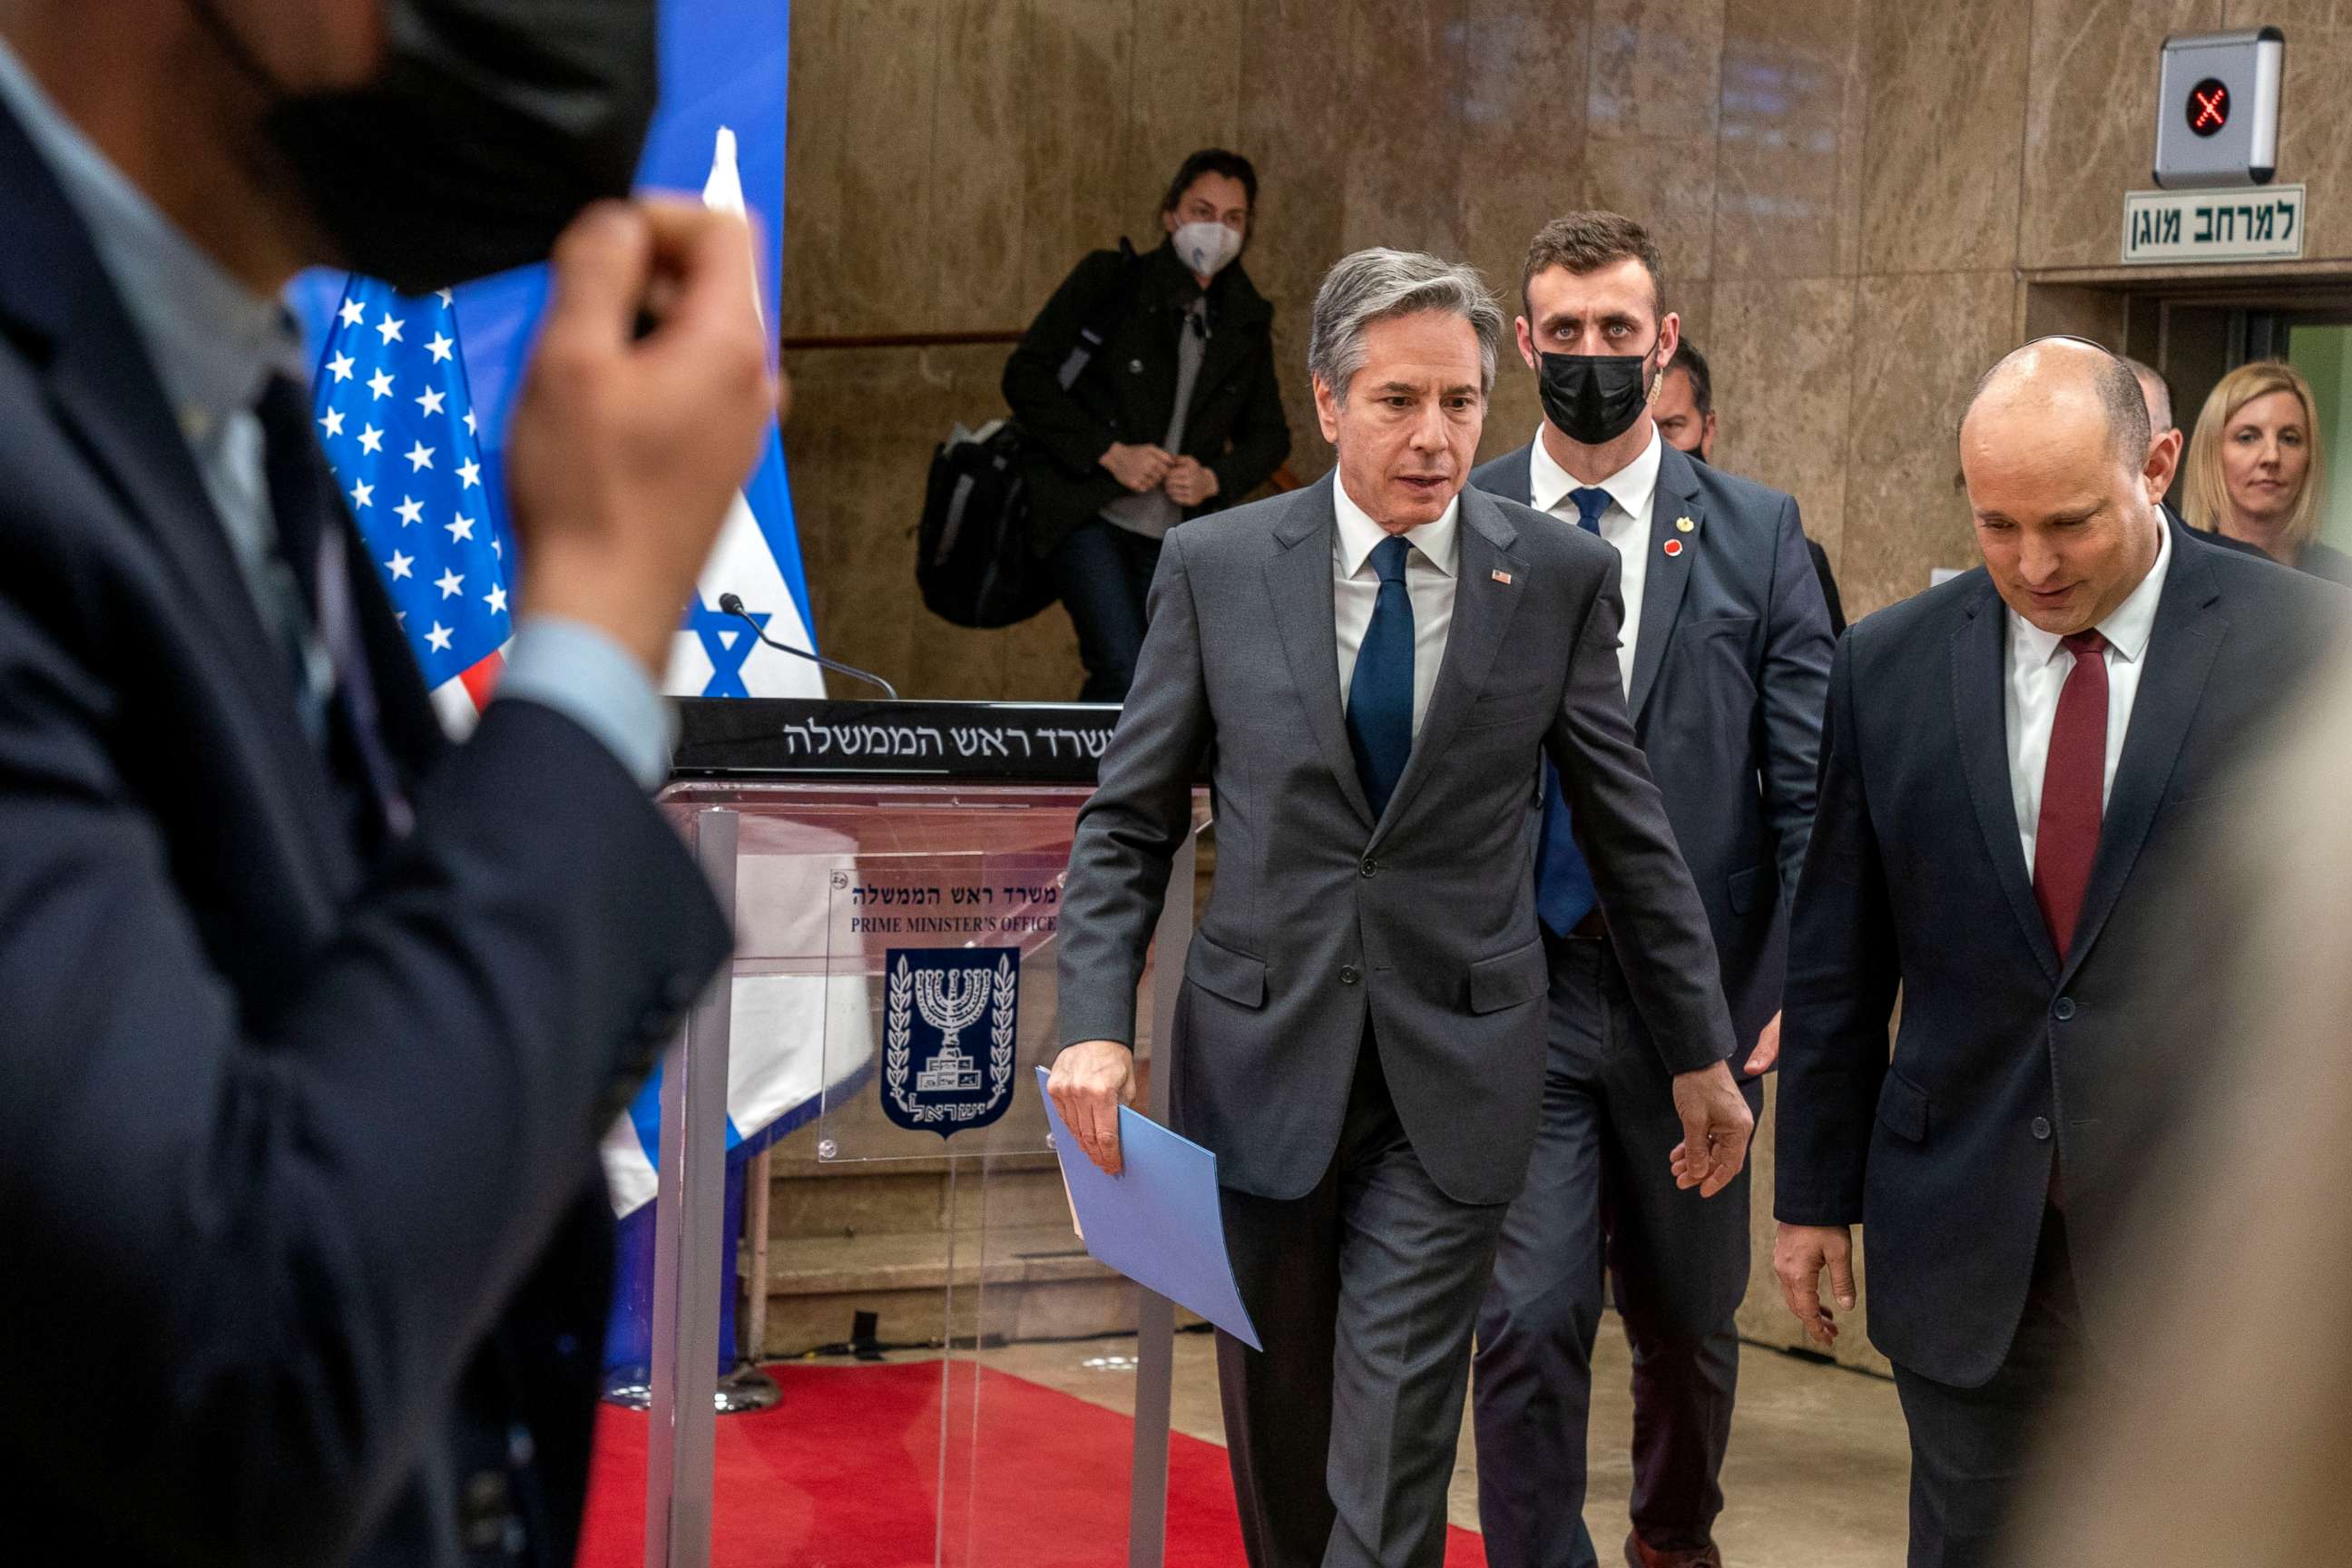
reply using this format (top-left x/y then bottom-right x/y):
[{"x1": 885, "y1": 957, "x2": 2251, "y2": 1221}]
[
  {"x1": 192, "y1": 1, "x2": 660, "y2": 292},
  {"x1": 1536, "y1": 339, "x2": 1662, "y2": 447}
]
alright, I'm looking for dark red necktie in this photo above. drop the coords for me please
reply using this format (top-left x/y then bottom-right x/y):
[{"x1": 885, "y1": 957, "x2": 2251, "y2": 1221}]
[{"x1": 2034, "y1": 630, "x2": 2109, "y2": 958}]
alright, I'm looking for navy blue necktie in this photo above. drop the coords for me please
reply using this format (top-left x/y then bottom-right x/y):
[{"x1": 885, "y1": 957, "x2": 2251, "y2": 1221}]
[
  {"x1": 1347, "y1": 534, "x2": 1415, "y2": 817},
  {"x1": 1534, "y1": 487, "x2": 1612, "y2": 934}
]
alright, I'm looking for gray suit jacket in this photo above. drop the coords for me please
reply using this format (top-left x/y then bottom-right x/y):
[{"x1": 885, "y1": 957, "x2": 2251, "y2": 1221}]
[
  {"x1": 1470, "y1": 439, "x2": 1833, "y2": 1046},
  {"x1": 1057, "y1": 476, "x2": 1736, "y2": 1206}
]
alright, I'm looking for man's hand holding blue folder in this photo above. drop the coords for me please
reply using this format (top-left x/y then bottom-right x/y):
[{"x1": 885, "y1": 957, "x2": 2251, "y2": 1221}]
[{"x1": 1034, "y1": 1066, "x2": 1260, "y2": 1349}]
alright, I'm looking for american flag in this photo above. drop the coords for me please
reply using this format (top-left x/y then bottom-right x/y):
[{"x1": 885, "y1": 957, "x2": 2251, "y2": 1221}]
[{"x1": 309, "y1": 279, "x2": 512, "y2": 733}]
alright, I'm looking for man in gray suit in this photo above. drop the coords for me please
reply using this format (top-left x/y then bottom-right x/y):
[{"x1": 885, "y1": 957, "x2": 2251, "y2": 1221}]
[
  {"x1": 1047, "y1": 248, "x2": 1750, "y2": 1568},
  {"x1": 1468, "y1": 212, "x2": 1834, "y2": 1568}
]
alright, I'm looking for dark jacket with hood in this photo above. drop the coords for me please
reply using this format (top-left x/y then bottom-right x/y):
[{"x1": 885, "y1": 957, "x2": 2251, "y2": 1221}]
[{"x1": 1003, "y1": 237, "x2": 1289, "y2": 558}]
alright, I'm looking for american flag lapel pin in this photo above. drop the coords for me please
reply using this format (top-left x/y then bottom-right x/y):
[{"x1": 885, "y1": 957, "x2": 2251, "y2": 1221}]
[{"x1": 1491, "y1": 568, "x2": 1514, "y2": 584}]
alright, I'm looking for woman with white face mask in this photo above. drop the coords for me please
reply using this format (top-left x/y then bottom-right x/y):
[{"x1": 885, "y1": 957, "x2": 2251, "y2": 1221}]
[{"x1": 1004, "y1": 149, "x2": 1292, "y2": 701}]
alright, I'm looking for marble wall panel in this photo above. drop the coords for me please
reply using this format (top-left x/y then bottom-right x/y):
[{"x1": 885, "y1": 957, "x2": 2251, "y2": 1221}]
[
  {"x1": 1858, "y1": 0, "x2": 2030, "y2": 275},
  {"x1": 1121, "y1": 0, "x2": 1250, "y2": 218},
  {"x1": 779, "y1": 0, "x2": 942, "y2": 336},
  {"x1": 2223, "y1": 0, "x2": 2352, "y2": 30},
  {"x1": 1450, "y1": 0, "x2": 1594, "y2": 469},
  {"x1": 779, "y1": 1, "x2": 856, "y2": 336},
  {"x1": 1832, "y1": 14, "x2": 1868, "y2": 277},
  {"x1": 1712, "y1": 0, "x2": 1862, "y2": 279},
  {"x1": 1018, "y1": 0, "x2": 1141, "y2": 309},
  {"x1": 2017, "y1": 0, "x2": 2221, "y2": 272},
  {"x1": 930, "y1": 0, "x2": 1034, "y2": 332},
  {"x1": 1707, "y1": 276, "x2": 1859, "y2": 562},
  {"x1": 1457, "y1": 0, "x2": 1592, "y2": 320},
  {"x1": 1338, "y1": 0, "x2": 1470, "y2": 258},
  {"x1": 1239, "y1": 0, "x2": 1360, "y2": 476},
  {"x1": 1588, "y1": 0, "x2": 1727, "y2": 142},
  {"x1": 2020, "y1": 282, "x2": 2131, "y2": 351},
  {"x1": 1839, "y1": 270, "x2": 2018, "y2": 620},
  {"x1": 1584, "y1": 136, "x2": 1720, "y2": 291},
  {"x1": 785, "y1": 345, "x2": 1020, "y2": 699}
]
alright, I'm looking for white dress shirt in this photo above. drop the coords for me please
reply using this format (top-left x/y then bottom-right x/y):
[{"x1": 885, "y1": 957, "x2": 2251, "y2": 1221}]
[
  {"x1": 2005, "y1": 519, "x2": 2172, "y2": 875},
  {"x1": 1332, "y1": 474, "x2": 1459, "y2": 740},
  {"x1": 1528, "y1": 422, "x2": 1663, "y2": 696}
]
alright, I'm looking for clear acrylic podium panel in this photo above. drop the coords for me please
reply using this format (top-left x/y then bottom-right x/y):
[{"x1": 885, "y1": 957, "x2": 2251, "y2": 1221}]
[{"x1": 652, "y1": 779, "x2": 1210, "y2": 1568}]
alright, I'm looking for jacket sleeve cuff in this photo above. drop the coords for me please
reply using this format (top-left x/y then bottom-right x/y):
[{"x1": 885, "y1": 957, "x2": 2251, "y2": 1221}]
[{"x1": 496, "y1": 617, "x2": 675, "y2": 790}]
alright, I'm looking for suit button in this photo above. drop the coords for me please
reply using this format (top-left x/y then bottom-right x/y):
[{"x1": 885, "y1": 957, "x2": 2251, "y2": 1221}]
[
  {"x1": 459, "y1": 1470, "x2": 513, "y2": 1549},
  {"x1": 2053, "y1": 996, "x2": 2077, "y2": 1022},
  {"x1": 1339, "y1": 965, "x2": 1361, "y2": 986},
  {"x1": 2032, "y1": 1116, "x2": 2053, "y2": 1141},
  {"x1": 1360, "y1": 858, "x2": 1378, "y2": 878}
]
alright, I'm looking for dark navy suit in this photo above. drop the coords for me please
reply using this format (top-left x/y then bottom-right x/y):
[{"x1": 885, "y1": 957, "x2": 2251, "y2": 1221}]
[
  {"x1": 0, "y1": 99, "x2": 729, "y2": 1567},
  {"x1": 1468, "y1": 436, "x2": 1832, "y2": 1564},
  {"x1": 1778, "y1": 523, "x2": 2345, "y2": 1565}
]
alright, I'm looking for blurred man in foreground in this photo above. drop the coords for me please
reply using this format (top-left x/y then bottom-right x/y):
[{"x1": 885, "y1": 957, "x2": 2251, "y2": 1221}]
[
  {"x1": 0, "y1": 2, "x2": 772, "y2": 1563},
  {"x1": 1773, "y1": 338, "x2": 2345, "y2": 1567},
  {"x1": 2007, "y1": 640, "x2": 2352, "y2": 1566},
  {"x1": 1049, "y1": 247, "x2": 1749, "y2": 1568}
]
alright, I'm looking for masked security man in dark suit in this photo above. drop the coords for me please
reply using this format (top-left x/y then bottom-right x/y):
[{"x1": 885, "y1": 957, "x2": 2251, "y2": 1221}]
[
  {"x1": 1468, "y1": 212, "x2": 1833, "y2": 1568},
  {"x1": 1048, "y1": 248, "x2": 1753, "y2": 1568},
  {"x1": 0, "y1": 4, "x2": 774, "y2": 1563},
  {"x1": 1775, "y1": 339, "x2": 2347, "y2": 1567}
]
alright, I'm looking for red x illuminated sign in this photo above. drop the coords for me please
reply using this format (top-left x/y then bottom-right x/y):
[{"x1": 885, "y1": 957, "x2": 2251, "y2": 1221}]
[{"x1": 2187, "y1": 78, "x2": 2230, "y2": 138}]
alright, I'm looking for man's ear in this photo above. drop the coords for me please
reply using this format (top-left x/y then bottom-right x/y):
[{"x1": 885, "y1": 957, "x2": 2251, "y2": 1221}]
[
  {"x1": 1313, "y1": 375, "x2": 1342, "y2": 445},
  {"x1": 1515, "y1": 315, "x2": 1539, "y2": 371},
  {"x1": 2145, "y1": 426, "x2": 2184, "y2": 502}
]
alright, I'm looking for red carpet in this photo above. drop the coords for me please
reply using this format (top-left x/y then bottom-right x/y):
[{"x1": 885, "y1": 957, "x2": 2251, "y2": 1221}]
[{"x1": 578, "y1": 1360, "x2": 1487, "y2": 1566}]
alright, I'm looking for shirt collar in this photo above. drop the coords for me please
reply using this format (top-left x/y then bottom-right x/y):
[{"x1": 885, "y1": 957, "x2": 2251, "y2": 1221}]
[
  {"x1": 1332, "y1": 472, "x2": 1461, "y2": 579},
  {"x1": 0, "y1": 39, "x2": 301, "y2": 446},
  {"x1": 2008, "y1": 514, "x2": 2173, "y2": 668},
  {"x1": 1528, "y1": 420, "x2": 1664, "y2": 524}
]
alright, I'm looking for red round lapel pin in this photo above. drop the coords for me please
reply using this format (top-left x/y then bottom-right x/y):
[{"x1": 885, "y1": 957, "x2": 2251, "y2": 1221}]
[{"x1": 1663, "y1": 538, "x2": 1684, "y2": 557}]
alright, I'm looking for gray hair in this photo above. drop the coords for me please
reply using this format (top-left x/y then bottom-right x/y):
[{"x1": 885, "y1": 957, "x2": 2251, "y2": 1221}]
[{"x1": 1307, "y1": 248, "x2": 1505, "y2": 402}]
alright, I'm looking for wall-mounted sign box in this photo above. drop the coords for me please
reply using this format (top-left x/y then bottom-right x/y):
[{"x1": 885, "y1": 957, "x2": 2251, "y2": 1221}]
[{"x1": 2154, "y1": 29, "x2": 2284, "y2": 190}]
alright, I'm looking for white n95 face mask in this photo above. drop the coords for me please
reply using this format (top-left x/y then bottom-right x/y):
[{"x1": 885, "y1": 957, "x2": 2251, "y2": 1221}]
[{"x1": 1172, "y1": 220, "x2": 1243, "y2": 279}]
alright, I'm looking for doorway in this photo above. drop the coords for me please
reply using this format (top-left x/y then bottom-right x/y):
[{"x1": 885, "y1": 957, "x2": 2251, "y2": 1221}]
[{"x1": 2024, "y1": 271, "x2": 2352, "y2": 546}]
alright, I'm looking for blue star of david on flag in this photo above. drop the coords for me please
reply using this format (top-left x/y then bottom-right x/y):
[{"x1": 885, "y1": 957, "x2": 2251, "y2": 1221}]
[
  {"x1": 680, "y1": 597, "x2": 764, "y2": 699},
  {"x1": 309, "y1": 279, "x2": 513, "y2": 728}
]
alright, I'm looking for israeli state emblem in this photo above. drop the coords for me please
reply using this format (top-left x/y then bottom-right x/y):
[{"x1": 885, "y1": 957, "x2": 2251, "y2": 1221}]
[{"x1": 883, "y1": 946, "x2": 1021, "y2": 1137}]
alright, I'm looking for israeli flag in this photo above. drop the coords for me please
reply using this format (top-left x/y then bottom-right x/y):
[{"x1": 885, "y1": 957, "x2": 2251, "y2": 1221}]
[
  {"x1": 662, "y1": 128, "x2": 825, "y2": 702},
  {"x1": 596, "y1": 128, "x2": 873, "y2": 1217}
]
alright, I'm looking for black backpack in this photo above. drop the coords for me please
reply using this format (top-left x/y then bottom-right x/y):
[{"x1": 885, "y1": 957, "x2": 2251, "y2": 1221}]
[{"x1": 916, "y1": 242, "x2": 1138, "y2": 629}]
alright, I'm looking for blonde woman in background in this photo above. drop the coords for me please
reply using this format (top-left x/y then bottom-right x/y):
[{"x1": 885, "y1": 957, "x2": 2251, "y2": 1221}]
[{"x1": 2180, "y1": 359, "x2": 2352, "y2": 583}]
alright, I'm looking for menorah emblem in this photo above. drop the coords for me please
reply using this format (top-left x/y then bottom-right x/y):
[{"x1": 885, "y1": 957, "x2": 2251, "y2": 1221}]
[
  {"x1": 883, "y1": 946, "x2": 1023, "y2": 1138},
  {"x1": 914, "y1": 965, "x2": 991, "y2": 1049}
]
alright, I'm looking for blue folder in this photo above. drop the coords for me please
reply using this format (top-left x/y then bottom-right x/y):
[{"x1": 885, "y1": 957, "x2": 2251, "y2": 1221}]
[{"x1": 1034, "y1": 1066, "x2": 1261, "y2": 1350}]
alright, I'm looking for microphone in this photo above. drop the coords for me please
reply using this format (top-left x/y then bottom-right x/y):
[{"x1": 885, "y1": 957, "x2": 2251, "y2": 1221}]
[{"x1": 717, "y1": 593, "x2": 900, "y2": 701}]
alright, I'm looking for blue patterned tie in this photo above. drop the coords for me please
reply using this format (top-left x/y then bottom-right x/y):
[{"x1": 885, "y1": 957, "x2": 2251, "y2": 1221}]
[
  {"x1": 1534, "y1": 487, "x2": 1612, "y2": 934},
  {"x1": 1347, "y1": 534, "x2": 1415, "y2": 816}
]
